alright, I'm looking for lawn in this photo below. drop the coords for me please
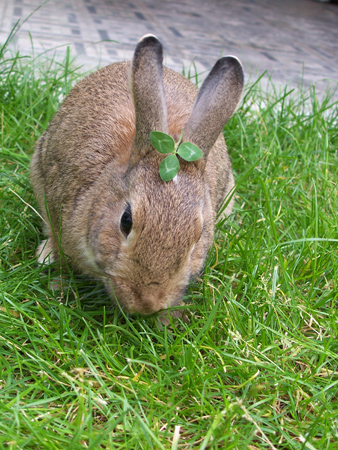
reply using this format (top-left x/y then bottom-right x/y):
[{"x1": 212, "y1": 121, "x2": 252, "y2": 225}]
[{"x1": 1, "y1": 23, "x2": 338, "y2": 450}]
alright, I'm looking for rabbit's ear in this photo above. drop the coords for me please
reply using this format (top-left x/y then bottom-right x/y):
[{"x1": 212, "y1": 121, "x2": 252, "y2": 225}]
[
  {"x1": 183, "y1": 56, "x2": 244, "y2": 161},
  {"x1": 130, "y1": 35, "x2": 168, "y2": 156}
]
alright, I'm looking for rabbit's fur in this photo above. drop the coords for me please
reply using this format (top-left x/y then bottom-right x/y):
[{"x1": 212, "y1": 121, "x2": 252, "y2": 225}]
[{"x1": 30, "y1": 35, "x2": 244, "y2": 315}]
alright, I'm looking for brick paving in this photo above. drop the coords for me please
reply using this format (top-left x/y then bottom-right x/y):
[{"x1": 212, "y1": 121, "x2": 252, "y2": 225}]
[{"x1": 0, "y1": 0, "x2": 337, "y2": 97}]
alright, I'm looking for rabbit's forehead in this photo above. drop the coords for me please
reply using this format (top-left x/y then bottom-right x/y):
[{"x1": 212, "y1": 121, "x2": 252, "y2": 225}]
[
  {"x1": 130, "y1": 169, "x2": 206, "y2": 208},
  {"x1": 133, "y1": 187, "x2": 205, "y2": 233}
]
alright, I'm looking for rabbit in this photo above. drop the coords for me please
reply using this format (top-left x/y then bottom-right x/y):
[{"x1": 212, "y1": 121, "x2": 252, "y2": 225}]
[{"x1": 30, "y1": 34, "x2": 244, "y2": 316}]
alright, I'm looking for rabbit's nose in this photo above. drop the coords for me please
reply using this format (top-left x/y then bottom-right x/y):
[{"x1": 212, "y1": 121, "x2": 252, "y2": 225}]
[
  {"x1": 125, "y1": 302, "x2": 162, "y2": 316},
  {"x1": 126, "y1": 292, "x2": 168, "y2": 316}
]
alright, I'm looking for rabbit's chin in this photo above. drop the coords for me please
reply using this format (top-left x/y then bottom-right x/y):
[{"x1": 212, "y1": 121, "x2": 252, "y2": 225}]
[{"x1": 103, "y1": 276, "x2": 187, "y2": 316}]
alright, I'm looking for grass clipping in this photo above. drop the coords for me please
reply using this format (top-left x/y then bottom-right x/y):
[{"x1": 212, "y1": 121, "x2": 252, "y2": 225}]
[{"x1": 1, "y1": 32, "x2": 338, "y2": 450}]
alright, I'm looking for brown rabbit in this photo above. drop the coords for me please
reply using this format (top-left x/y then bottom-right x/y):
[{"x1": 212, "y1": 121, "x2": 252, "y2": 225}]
[{"x1": 30, "y1": 35, "x2": 244, "y2": 315}]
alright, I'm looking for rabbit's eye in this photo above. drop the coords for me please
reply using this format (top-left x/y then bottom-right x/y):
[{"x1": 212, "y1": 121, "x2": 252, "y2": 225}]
[{"x1": 120, "y1": 204, "x2": 132, "y2": 237}]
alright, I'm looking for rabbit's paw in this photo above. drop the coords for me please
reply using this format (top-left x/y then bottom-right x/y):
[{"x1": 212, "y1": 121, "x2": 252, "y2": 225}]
[{"x1": 36, "y1": 239, "x2": 56, "y2": 265}]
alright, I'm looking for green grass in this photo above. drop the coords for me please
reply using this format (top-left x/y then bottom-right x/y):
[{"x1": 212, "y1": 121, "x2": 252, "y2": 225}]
[{"x1": 1, "y1": 28, "x2": 338, "y2": 450}]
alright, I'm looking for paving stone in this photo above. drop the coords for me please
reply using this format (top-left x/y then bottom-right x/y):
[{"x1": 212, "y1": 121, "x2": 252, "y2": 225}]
[{"x1": 0, "y1": 0, "x2": 337, "y2": 98}]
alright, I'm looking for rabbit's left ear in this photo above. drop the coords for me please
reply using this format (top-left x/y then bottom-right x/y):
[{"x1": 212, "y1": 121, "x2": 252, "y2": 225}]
[
  {"x1": 183, "y1": 56, "x2": 244, "y2": 160},
  {"x1": 130, "y1": 35, "x2": 168, "y2": 159}
]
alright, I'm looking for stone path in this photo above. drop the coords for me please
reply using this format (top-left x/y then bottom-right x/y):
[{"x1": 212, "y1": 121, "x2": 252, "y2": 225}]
[{"x1": 0, "y1": 0, "x2": 337, "y2": 97}]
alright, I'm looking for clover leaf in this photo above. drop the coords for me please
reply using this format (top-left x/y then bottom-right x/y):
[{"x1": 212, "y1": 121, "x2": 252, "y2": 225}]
[
  {"x1": 177, "y1": 142, "x2": 203, "y2": 162},
  {"x1": 150, "y1": 131, "x2": 175, "y2": 154},
  {"x1": 159, "y1": 154, "x2": 180, "y2": 181},
  {"x1": 150, "y1": 131, "x2": 203, "y2": 181}
]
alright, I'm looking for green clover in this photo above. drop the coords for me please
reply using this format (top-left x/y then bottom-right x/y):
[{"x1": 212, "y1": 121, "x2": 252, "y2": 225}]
[{"x1": 150, "y1": 131, "x2": 203, "y2": 181}]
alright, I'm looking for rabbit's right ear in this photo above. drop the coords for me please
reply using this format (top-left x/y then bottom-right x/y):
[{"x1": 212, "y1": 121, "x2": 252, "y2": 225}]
[
  {"x1": 129, "y1": 35, "x2": 168, "y2": 165},
  {"x1": 183, "y1": 56, "x2": 244, "y2": 165}
]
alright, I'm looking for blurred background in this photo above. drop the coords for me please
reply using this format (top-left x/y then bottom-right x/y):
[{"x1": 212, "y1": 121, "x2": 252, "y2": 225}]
[{"x1": 0, "y1": 0, "x2": 337, "y2": 96}]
